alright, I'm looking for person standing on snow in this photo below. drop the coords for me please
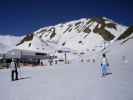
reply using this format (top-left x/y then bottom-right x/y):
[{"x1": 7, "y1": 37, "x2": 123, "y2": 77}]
[
  {"x1": 100, "y1": 53, "x2": 109, "y2": 77},
  {"x1": 122, "y1": 56, "x2": 128, "y2": 64},
  {"x1": 10, "y1": 59, "x2": 18, "y2": 81}
]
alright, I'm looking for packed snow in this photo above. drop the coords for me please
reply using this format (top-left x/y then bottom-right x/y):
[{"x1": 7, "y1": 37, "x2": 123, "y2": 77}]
[{"x1": 0, "y1": 39, "x2": 133, "y2": 100}]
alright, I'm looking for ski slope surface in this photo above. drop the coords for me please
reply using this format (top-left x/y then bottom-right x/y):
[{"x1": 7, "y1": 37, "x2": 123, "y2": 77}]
[{"x1": 0, "y1": 50, "x2": 133, "y2": 100}]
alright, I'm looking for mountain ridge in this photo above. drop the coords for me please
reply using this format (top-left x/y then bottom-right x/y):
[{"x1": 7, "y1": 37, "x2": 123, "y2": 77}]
[
  {"x1": 0, "y1": 17, "x2": 133, "y2": 54},
  {"x1": 16, "y1": 17, "x2": 132, "y2": 53}
]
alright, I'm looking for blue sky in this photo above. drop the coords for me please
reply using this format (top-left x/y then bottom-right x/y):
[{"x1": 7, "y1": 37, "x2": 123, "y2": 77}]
[{"x1": 0, "y1": 0, "x2": 132, "y2": 36}]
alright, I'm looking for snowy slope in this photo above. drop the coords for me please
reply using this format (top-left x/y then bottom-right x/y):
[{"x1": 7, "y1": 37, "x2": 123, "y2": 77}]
[
  {"x1": 0, "y1": 35, "x2": 24, "y2": 53},
  {"x1": 16, "y1": 35, "x2": 55, "y2": 53},
  {"x1": 17, "y1": 17, "x2": 129, "y2": 54},
  {"x1": 0, "y1": 38, "x2": 133, "y2": 100}
]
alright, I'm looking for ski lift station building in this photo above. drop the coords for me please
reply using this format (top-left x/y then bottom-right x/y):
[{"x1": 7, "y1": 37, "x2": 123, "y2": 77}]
[{"x1": 2, "y1": 49, "x2": 49, "y2": 64}]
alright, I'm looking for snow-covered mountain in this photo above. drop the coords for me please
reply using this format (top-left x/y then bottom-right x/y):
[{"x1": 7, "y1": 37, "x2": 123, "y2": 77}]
[
  {"x1": 17, "y1": 17, "x2": 132, "y2": 54},
  {"x1": 0, "y1": 17, "x2": 133, "y2": 55},
  {"x1": 0, "y1": 35, "x2": 24, "y2": 53}
]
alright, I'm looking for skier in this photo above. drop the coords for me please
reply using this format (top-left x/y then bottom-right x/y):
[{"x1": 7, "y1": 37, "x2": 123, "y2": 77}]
[
  {"x1": 100, "y1": 53, "x2": 109, "y2": 77},
  {"x1": 49, "y1": 58, "x2": 53, "y2": 66},
  {"x1": 10, "y1": 59, "x2": 18, "y2": 81},
  {"x1": 122, "y1": 56, "x2": 128, "y2": 64}
]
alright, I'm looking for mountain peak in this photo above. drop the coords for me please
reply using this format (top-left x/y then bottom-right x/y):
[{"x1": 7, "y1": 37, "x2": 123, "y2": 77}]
[{"x1": 16, "y1": 17, "x2": 132, "y2": 53}]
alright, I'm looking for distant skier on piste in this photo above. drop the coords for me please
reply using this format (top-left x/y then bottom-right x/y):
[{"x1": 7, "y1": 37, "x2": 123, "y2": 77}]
[{"x1": 100, "y1": 53, "x2": 110, "y2": 77}]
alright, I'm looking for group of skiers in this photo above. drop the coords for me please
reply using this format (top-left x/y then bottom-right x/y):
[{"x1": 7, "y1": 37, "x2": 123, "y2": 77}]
[{"x1": 9, "y1": 53, "x2": 111, "y2": 81}]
